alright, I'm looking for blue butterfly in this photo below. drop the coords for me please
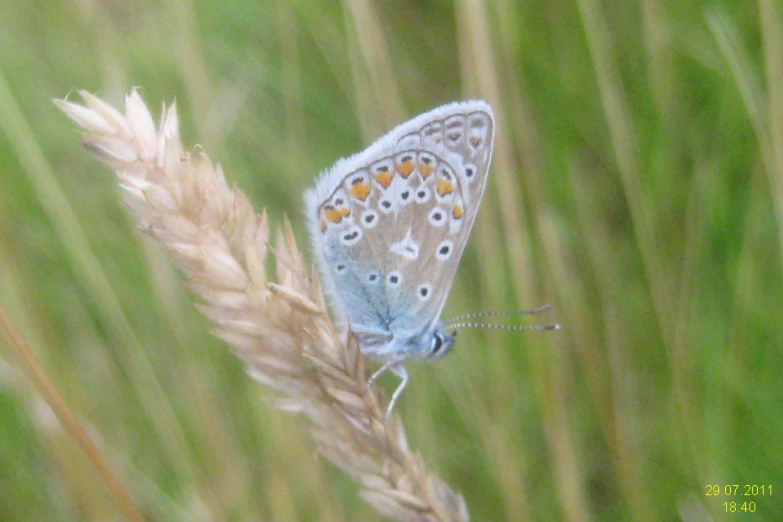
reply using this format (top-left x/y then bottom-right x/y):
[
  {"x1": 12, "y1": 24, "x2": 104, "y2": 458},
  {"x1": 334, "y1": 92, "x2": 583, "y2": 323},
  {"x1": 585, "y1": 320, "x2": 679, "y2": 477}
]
[{"x1": 305, "y1": 101, "x2": 494, "y2": 415}]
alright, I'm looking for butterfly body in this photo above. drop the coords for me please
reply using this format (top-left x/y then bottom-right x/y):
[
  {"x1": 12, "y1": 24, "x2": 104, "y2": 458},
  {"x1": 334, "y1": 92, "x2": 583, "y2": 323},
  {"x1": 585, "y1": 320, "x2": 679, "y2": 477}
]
[{"x1": 305, "y1": 101, "x2": 495, "y2": 413}]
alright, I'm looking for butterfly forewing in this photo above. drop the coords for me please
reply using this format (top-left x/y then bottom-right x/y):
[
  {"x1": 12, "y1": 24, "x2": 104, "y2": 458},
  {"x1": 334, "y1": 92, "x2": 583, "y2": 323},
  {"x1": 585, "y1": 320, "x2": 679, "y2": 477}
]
[{"x1": 305, "y1": 101, "x2": 494, "y2": 356}]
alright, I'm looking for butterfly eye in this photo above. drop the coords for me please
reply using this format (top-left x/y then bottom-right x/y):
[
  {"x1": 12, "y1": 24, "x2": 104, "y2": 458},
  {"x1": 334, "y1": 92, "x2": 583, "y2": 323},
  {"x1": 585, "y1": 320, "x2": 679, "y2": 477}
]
[{"x1": 431, "y1": 333, "x2": 446, "y2": 355}]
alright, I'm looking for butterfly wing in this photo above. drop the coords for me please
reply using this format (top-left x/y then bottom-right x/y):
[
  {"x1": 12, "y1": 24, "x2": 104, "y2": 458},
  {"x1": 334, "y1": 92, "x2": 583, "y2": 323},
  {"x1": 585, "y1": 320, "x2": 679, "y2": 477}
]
[{"x1": 305, "y1": 101, "x2": 494, "y2": 358}]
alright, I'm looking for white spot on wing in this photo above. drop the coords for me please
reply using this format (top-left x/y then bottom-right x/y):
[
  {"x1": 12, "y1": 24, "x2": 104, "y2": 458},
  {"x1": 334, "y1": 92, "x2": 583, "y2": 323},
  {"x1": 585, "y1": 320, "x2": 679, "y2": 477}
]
[
  {"x1": 390, "y1": 230, "x2": 420, "y2": 260},
  {"x1": 415, "y1": 186, "x2": 431, "y2": 204},
  {"x1": 340, "y1": 226, "x2": 362, "y2": 246},
  {"x1": 416, "y1": 283, "x2": 433, "y2": 301},
  {"x1": 435, "y1": 240, "x2": 454, "y2": 261},
  {"x1": 361, "y1": 210, "x2": 379, "y2": 229},
  {"x1": 397, "y1": 186, "x2": 413, "y2": 206},
  {"x1": 386, "y1": 271, "x2": 402, "y2": 288},
  {"x1": 378, "y1": 197, "x2": 396, "y2": 214},
  {"x1": 463, "y1": 163, "x2": 478, "y2": 182},
  {"x1": 428, "y1": 207, "x2": 447, "y2": 227}
]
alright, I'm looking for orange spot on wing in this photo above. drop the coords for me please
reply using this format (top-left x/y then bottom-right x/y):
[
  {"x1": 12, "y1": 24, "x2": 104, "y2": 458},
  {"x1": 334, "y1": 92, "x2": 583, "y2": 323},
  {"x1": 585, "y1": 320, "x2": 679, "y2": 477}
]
[
  {"x1": 418, "y1": 161, "x2": 435, "y2": 178},
  {"x1": 338, "y1": 206, "x2": 351, "y2": 217},
  {"x1": 320, "y1": 220, "x2": 327, "y2": 232},
  {"x1": 452, "y1": 204, "x2": 464, "y2": 219},
  {"x1": 349, "y1": 181, "x2": 371, "y2": 201},
  {"x1": 374, "y1": 171, "x2": 394, "y2": 188},
  {"x1": 437, "y1": 178, "x2": 455, "y2": 197},
  {"x1": 396, "y1": 160, "x2": 415, "y2": 178},
  {"x1": 323, "y1": 205, "x2": 343, "y2": 223}
]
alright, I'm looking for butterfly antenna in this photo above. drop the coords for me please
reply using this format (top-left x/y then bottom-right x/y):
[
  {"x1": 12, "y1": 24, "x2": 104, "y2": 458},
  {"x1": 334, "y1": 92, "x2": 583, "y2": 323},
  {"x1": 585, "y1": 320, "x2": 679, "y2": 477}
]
[
  {"x1": 444, "y1": 304, "x2": 556, "y2": 326},
  {"x1": 448, "y1": 322, "x2": 561, "y2": 331}
]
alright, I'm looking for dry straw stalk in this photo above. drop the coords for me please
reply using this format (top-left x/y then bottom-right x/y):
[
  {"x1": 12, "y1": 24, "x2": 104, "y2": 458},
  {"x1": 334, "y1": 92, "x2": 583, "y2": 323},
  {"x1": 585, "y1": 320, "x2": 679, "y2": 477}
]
[{"x1": 55, "y1": 90, "x2": 469, "y2": 522}]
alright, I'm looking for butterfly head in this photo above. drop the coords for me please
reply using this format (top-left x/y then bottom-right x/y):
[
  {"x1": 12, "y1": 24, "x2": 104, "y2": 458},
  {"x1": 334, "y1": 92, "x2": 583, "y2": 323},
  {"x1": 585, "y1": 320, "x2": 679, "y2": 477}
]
[
  {"x1": 424, "y1": 324, "x2": 457, "y2": 360},
  {"x1": 353, "y1": 320, "x2": 457, "y2": 361},
  {"x1": 396, "y1": 322, "x2": 457, "y2": 361}
]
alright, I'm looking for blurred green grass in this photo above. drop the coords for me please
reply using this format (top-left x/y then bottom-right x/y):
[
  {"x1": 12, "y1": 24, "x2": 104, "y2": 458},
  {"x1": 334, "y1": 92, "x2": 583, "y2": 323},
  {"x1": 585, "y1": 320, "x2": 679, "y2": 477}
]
[{"x1": 1, "y1": 1, "x2": 781, "y2": 521}]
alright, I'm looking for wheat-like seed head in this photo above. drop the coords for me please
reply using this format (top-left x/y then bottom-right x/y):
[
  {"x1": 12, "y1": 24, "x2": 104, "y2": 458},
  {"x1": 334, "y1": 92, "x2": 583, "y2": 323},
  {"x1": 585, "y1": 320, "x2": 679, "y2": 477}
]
[{"x1": 55, "y1": 90, "x2": 469, "y2": 522}]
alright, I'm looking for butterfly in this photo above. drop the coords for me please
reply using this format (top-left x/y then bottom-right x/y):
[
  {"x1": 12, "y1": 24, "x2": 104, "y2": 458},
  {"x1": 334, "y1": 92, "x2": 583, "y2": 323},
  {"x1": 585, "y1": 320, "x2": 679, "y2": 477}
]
[{"x1": 305, "y1": 101, "x2": 494, "y2": 415}]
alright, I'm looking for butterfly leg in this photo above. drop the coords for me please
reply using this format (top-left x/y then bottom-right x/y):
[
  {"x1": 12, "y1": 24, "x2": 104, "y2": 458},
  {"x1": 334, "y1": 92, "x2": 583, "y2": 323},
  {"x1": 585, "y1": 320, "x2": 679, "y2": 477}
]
[
  {"x1": 386, "y1": 364, "x2": 408, "y2": 417},
  {"x1": 367, "y1": 360, "x2": 409, "y2": 417},
  {"x1": 367, "y1": 360, "x2": 395, "y2": 389}
]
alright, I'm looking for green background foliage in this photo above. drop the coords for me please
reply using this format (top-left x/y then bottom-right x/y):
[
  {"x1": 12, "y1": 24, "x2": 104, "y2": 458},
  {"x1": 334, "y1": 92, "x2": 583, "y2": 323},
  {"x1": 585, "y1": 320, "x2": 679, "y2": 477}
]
[{"x1": 1, "y1": 1, "x2": 781, "y2": 520}]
